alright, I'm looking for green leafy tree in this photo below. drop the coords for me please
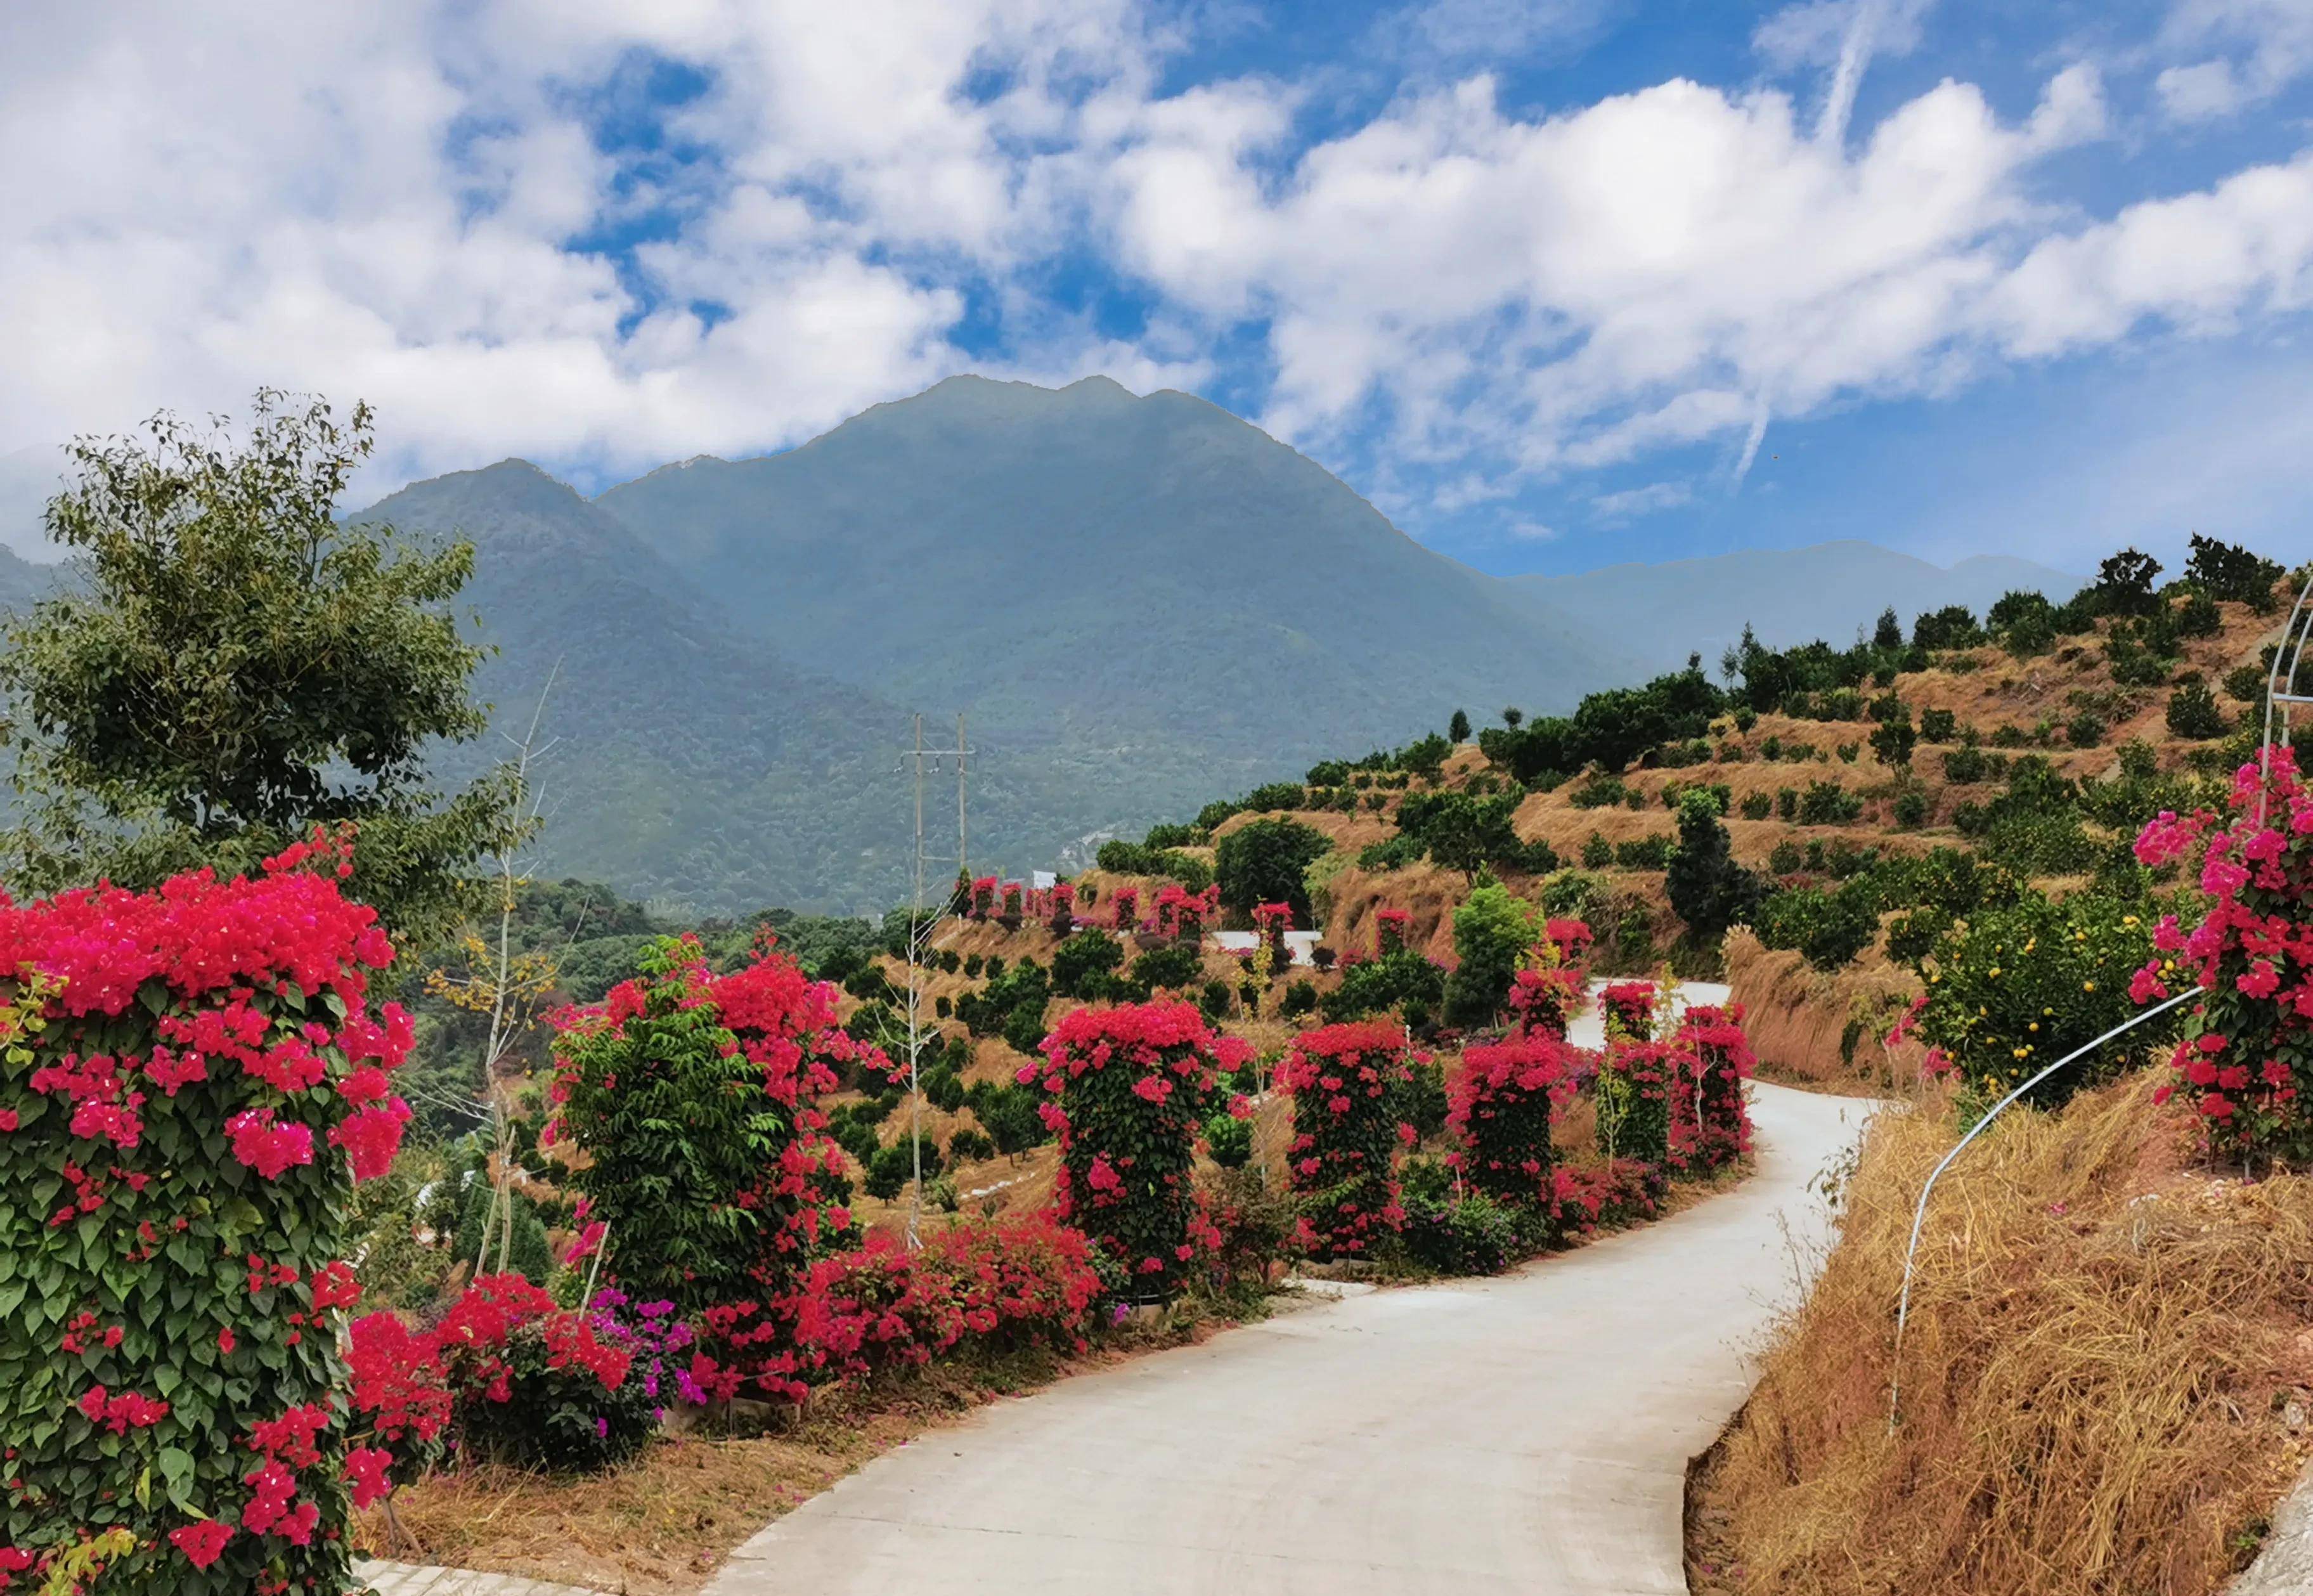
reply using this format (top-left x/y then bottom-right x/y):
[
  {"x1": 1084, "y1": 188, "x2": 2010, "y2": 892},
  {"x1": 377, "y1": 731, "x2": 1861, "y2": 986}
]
[
  {"x1": 1665, "y1": 788, "x2": 1759, "y2": 939},
  {"x1": 1872, "y1": 606, "x2": 1903, "y2": 649},
  {"x1": 1215, "y1": 817, "x2": 1331, "y2": 923},
  {"x1": 1442, "y1": 883, "x2": 1541, "y2": 1026},
  {"x1": 1, "y1": 391, "x2": 509, "y2": 948},
  {"x1": 1448, "y1": 708, "x2": 1472, "y2": 743}
]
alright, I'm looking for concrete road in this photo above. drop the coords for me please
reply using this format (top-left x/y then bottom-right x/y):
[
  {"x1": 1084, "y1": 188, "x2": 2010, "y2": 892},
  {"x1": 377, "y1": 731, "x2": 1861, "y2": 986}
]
[{"x1": 704, "y1": 1078, "x2": 1872, "y2": 1596}]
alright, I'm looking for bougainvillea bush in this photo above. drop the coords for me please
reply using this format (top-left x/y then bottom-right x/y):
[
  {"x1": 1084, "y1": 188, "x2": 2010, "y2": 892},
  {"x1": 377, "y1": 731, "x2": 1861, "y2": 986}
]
[
  {"x1": 346, "y1": 1273, "x2": 649, "y2": 1477},
  {"x1": 1597, "y1": 1038, "x2": 1694, "y2": 1169},
  {"x1": 1674, "y1": 1004, "x2": 1756, "y2": 1170},
  {"x1": 1448, "y1": 1037, "x2": 1577, "y2": 1205},
  {"x1": 0, "y1": 836, "x2": 415, "y2": 1592},
  {"x1": 1600, "y1": 980, "x2": 1659, "y2": 1041},
  {"x1": 1546, "y1": 1159, "x2": 1664, "y2": 1238},
  {"x1": 787, "y1": 1216, "x2": 1101, "y2": 1383},
  {"x1": 547, "y1": 935, "x2": 875, "y2": 1323},
  {"x1": 2134, "y1": 749, "x2": 2313, "y2": 1165},
  {"x1": 1276, "y1": 1022, "x2": 1414, "y2": 1257},
  {"x1": 1025, "y1": 1002, "x2": 1229, "y2": 1296}
]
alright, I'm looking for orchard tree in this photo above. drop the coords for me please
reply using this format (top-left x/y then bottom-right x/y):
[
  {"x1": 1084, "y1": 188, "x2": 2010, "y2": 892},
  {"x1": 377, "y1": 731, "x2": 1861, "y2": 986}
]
[
  {"x1": 1, "y1": 391, "x2": 513, "y2": 947},
  {"x1": 1665, "y1": 788, "x2": 1759, "y2": 940},
  {"x1": 1215, "y1": 817, "x2": 1330, "y2": 924}
]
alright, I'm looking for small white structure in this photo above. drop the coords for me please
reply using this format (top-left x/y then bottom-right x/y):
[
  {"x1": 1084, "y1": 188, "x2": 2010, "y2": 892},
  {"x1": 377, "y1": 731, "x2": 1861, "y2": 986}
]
[
  {"x1": 1209, "y1": 930, "x2": 1323, "y2": 968},
  {"x1": 1031, "y1": 870, "x2": 1058, "y2": 890}
]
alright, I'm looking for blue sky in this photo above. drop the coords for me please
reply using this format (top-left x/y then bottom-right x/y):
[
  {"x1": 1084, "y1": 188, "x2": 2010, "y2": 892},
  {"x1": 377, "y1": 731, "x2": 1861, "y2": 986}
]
[{"x1": 3, "y1": 0, "x2": 2310, "y2": 580}]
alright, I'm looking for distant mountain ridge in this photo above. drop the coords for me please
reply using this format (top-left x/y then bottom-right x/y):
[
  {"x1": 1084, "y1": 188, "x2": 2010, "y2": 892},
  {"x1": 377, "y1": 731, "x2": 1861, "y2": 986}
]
[{"x1": 1517, "y1": 542, "x2": 2083, "y2": 675}]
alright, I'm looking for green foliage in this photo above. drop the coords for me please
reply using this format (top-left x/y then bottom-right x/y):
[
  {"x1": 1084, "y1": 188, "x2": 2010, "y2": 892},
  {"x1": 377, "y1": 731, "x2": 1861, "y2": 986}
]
[
  {"x1": 1754, "y1": 879, "x2": 1879, "y2": 970},
  {"x1": 1443, "y1": 883, "x2": 1541, "y2": 1026},
  {"x1": 1051, "y1": 930, "x2": 1126, "y2": 999},
  {"x1": 1131, "y1": 942, "x2": 1204, "y2": 993},
  {"x1": 1203, "y1": 1111, "x2": 1253, "y2": 1169},
  {"x1": 2167, "y1": 675, "x2": 2229, "y2": 739},
  {"x1": 1448, "y1": 708, "x2": 1472, "y2": 743},
  {"x1": 1322, "y1": 947, "x2": 1447, "y2": 1028},
  {"x1": 1395, "y1": 790, "x2": 1539, "y2": 879},
  {"x1": 2184, "y1": 533, "x2": 2282, "y2": 608},
  {"x1": 1581, "y1": 832, "x2": 1612, "y2": 868},
  {"x1": 1614, "y1": 835, "x2": 1675, "y2": 869},
  {"x1": 1893, "y1": 788, "x2": 1929, "y2": 829},
  {"x1": 1919, "y1": 706, "x2": 1958, "y2": 743},
  {"x1": 1356, "y1": 832, "x2": 1426, "y2": 872},
  {"x1": 1867, "y1": 694, "x2": 1915, "y2": 767},
  {"x1": 969, "y1": 1083, "x2": 1052, "y2": 1158},
  {"x1": 1910, "y1": 604, "x2": 1983, "y2": 649},
  {"x1": 865, "y1": 1136, "x2": 942, "y2": 1201},
  {"x1": 1398, "y1": 1191, "x2": 1528, "y2": 1276},
  {"x1": 1738, "y1": 791, "x2": 1773, "y2": 821},
  {"x1": 1796, "y1": 781, "x2": 1864, "y2": 825},
  {"x1": 947, "y1": 1127, "x2": 996, "y2": 1164},
  {"x1": 0, "y1": 391, "x2": 509, "y2": 949},
  {"x1": 551, "y1": 937, "x2": 855, "y2": 1316},
  {"x1": 1215, "y1": 817, "x2": 1331, "y2": 923},
  {"x1": 1666, "y1": 788, "x2": 1761, "y2": 938},
  {"x1": 1916, "y1": 892, "x2": 2161, "y2": 1107},
  {"x1": 2092, "y1": 548, "x2": 2164, "y2": 617},
  {"x1": 1093, "y1": 840, "x2": 1213, "y2": 890}
]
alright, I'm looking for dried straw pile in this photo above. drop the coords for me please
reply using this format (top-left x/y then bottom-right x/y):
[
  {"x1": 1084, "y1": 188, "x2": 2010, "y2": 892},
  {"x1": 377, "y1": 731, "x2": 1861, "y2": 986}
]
[{"x1": 1699, "y1": 1073, "x2": 2313, "y2": 1595}]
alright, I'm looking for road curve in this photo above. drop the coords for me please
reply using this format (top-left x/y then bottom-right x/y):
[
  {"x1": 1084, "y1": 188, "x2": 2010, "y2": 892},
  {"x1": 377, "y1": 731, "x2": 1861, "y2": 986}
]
[{"x1": 704, "y1": 1080, "x2": 1874, "y2": 1596}]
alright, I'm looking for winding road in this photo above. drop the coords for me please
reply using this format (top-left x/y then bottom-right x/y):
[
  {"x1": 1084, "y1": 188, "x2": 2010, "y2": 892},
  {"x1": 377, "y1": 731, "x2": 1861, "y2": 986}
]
[{"x1": 703, "y1": 1075, "x2": 1874, "y2": 1595}]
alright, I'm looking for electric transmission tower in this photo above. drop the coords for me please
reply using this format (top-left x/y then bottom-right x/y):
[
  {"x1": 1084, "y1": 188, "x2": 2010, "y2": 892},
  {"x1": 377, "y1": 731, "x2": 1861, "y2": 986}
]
[{"x1": 898, "y1": 713, "x2": 970, "y2": 1247}]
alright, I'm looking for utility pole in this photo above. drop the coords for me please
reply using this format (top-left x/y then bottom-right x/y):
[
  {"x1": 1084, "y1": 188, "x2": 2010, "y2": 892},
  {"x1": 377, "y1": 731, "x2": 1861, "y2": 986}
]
[{"x1": 901, "y1": 712, "x2": 970, "y2": 1249}]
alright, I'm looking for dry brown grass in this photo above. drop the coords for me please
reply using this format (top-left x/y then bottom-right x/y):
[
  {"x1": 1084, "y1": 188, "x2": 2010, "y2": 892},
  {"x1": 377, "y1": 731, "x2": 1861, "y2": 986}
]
[
  {"x1": 1692, "y1": 1073, "x2": 2313, "y2": 1596},
  {"x1": 1721, "y1": 929, "x2": 1924, "y2": 1097}
]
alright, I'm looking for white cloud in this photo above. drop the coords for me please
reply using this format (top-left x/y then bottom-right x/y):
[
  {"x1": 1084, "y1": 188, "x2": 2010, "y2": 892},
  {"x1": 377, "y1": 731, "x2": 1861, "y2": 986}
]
[
  {"x1": 1591, "y1": 481, "x2": 1695, "y2": 521},
  {"x1": 2155, "y1": 0, "x2": 2313, "y2": 122},
  {"x1": 0, "y1": 0, "x2": 2307, "y2": 555}
]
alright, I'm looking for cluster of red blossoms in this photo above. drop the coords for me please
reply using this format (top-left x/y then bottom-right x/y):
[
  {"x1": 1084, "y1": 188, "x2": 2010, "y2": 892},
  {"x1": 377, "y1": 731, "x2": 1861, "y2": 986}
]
[{"x1": 2132, "y1": 748, "x2": 2313, "y2": 1162}]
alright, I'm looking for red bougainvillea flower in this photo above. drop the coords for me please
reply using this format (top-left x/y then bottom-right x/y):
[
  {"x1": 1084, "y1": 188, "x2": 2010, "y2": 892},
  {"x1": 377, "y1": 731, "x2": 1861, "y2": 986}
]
[
  {"x1": 225, "y1": 1108, "x2": 314, "y2": 1179},
  {"x1": 167, "y1": 1521, "x2": 233, "y2": 1569},
  {"x1": 343, "y1": 1446, "x2": 396, "y2": 1510}
]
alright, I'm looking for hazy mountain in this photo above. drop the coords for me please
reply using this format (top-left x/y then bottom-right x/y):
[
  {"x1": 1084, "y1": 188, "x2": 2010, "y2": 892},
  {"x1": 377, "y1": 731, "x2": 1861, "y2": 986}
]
[
  {"x1": 356, "y1": 460, "x2": 1100, "y2": 916},
  {"x1": 1515, "y1": 542, "x2": 2085, "y2": 676},
  {"x1": 595, "y1": 376, "x2": 1640, "y2": 757}
]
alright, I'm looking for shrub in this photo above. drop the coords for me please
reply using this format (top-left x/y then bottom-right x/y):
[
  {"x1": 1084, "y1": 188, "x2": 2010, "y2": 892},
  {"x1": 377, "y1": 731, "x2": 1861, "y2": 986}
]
[
  {"x1": 1029, "y1": 1004, "x2": 1231, "y2": 1295},
  {"x1": 1131, "y1": 941, "x2": 1203, "y2": 994},
  {"x1": 787, "y1": 1217, "x2": 1101, "y2": 1384},
  {"x1": 947, "y1": 1127, "x2": 996, "y2": 1164},
  {"x1": 1674, "y1": 1005, "x2": 1756, "y2": 1169},
  {"x1": 1397, "y1": 1191, "x2": 1526, "y2": 1275},
  {"x1": 1448, "y1": 1037, "x2": 1576, "y2": 1205},
  {"x1": 1915, "y1": 890, "x2": 2159, "y2": 1108},
  {"x1": 1570, "y1": 774, "x2": 1629, "y2": 809},
  {"x1": 864, "y1": 1136, "x2": 942, "y2": 1202},
  {"x1": 0, "y1": 842, "x2": 421, "y2": 1588},
  {"x1": 2182, "y1": 532, "x2": 2281, "y2": 607},
  {"x1": 1442, "y1": 883, "x2": 1541, "y2": 1027},
  {"x1": 1545, "y1": 1160, "x2": 1664, "y2": 1239},
  {"x1": 1202, "y1": 1110, "x2": 1252, "y2": 1169},
  {"x1": 1581, "y1": 830, "x2": 1613, "y2": 868},
  {"x1": 1277, "y1": 1023, "x2": 1414, "y2": 1257},
  {"x1": 1281, "y1": 978, "x2": 1319, "y2": 1018},
  {"x1": 1798, "y1": 780, "x2": 1864, "y2": 825},
  {"x1": 1754, "y1": 880, "x2": 1879, "y2": 970},
  {"x1": 1600, "y1": 980, "x2": 1658, "y2": 1041},
  {"x1": 1215, "y1": 818, "x2": 1330, "y2": 923},
  {"x1": 1357, "y1": 833, "x2": 1425, "y2": 872},
  {"x1": 550, "y1": 937, "x2": 869, "y2": 1318},
  {"x1": 1614, "y1": 834, "x2": 1675, "y2": 869},
  {"x1": 1051, "y1": 930, "x2": 1125, "y2": 999},
  {"x1": 1321, "y1": 947, "x2": 1447, "y2": 1027},
  {"x1": 1919, "y1": 706, "x2": 1958, "y2": 743},
  {"x1": 427, "y1": 1274, "x2": 652, "y2": 1472},
  {"x1": 1893, "y1": 788, "x2": 1929, "y2": 829},
  {"x1": 2165, "y1": 676, "x2": 2227, "y2": 739},
  {"x1": 1595, "y1": 1039, "x2": 1689, "y2": 1166},
  {"x1": 1667, "y1": 788, "x2": 1761, "y2": 938},
  {"x1": 1738, "y1": 791, "x2": 1773, "y2": 820},
  {"x1": 973, "y1": 1084, "x2": 1051, "y2": 1158}
]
